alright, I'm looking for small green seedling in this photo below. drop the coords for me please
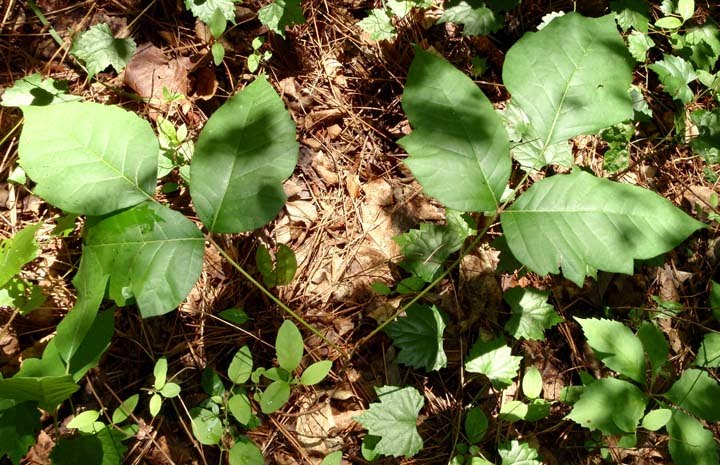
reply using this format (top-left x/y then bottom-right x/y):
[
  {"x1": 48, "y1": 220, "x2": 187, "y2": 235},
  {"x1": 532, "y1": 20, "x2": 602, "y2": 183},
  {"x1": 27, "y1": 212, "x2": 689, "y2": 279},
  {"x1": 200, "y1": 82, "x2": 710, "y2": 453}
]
[
  {"x1": 157, "y1": 116, "x2": 194, "y2": 186},
  {"x1": 247, "y1": 36, "x2": 272, "y2": 73},
  {"x1": 148, "y1": 357, "x2": 181, "y2": 417}
]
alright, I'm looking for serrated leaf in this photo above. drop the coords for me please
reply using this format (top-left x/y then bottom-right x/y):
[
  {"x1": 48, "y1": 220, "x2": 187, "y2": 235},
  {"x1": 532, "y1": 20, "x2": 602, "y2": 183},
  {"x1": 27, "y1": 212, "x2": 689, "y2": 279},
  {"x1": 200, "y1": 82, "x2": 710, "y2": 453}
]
[
  {"x1": 0, "y1": 375, "x2": 79, "y2": 411},
  {"x1": 690, "y1": 108, "x2": 720, "y2": 164},
  {"x1": 398, "y1": 47, "x2": 510, "y2": 212},
  {"x1": 228, "y1": 392, "x2": 252, "y2": 425},
  {"x1": 190, "y1": 76, "x2": 298, "y2": 233},
  {"x1": 465, "y1": 337, "x2": 521, "y2": 387},
  {"x1": 300, "y1": 360, "x2": 332, "y2": 385},
  {"x1": 503, "y1": 13, "x2": 634, "y2": 169},
  {"x1": 611, "y1": 0, "x2": 650, "y2": 32},
  {"x1": 566, "y1": 377, "x2": 647, "y2": 434},
  {"x1": 0, "y1": 401, "x2": 41, "y2": 465},
  {"x1": 71, "y1": 23, "x2": 136, "y2": 78},
  {"x1": 675, "y1": 23, "x2": 720, "y2": 71},
  {"x1": 0, "y1": 223, "x2": 41, "y2": 287},
  {"x1": 667, "y1": 409, "x2": 719, "y2": 465},
  {"x1": 112, "y1": 394, "x2": 139, "y2": 424},
  {"x1": 354, "y1": 386, "x2": 424, "y2": 458},
  {"x1": 464, "y1": 407, "x2": 488, "y2": 443},
  {"x1": 385, "y1": 305, "x2": 448, "y2": 371},
  {"x1": 276, "y1": 320, "x2": 304, "y2": 372},
  {"x1": 637, "y1": 321, "x2": 668, "y2": 377},
  {"x1": 19, "y1": 102, "x2": 158, "y2": 215},
  {"x1": 258, "y1": 0, "x2": 305, "y2": 38},
  {"x1": 184, "y1": 0, "x2": 238, "y2": 22},
  {"x1": 358, "y1": 9, "x2": 397, "y2": 41},
  {"x1": 228, "y1": 438, "x2": 264, "y2": 465},
  {"x1": 641, "y1": 408, "x2": 671, "y2": 431},
  {"x1": 228, "y1": 345, "x2": 253, "y2": 384},
  {"x1": 0, "y1": 73, "x2": 81, "y2": 107},
  {"x1": 501, "y1": 170, "x2": 705, "y2": 287},
  {"x1": 649, "y1": 55, "x2": 697, "y2": 104},
  {"x1": 695, "y1": 332, "x2": 720, "y2": 367},
  {"x1": 504, "y1": 287, "x2": 562, "y2": 341},
  {"x1": 190, "y1": 407, "x2": 223, "y2": 444},
  {"x1": 260, "y1": 380, "x2": 290, "y2": 414},
  {"x1": 438, "y1": 1, "x2": 501, "y2": 36},
  {"x1": 576, "y1": 317, "x2": 645, "y2": 384},
  {"x1": 627, "y1": 31, "x2": 655, "y2": 62},
  {"x1": 664, "y1": 368, "x2": 720, "y2": 422},
  {"x1": 522, "y1": 366, "x2": 543, "y2": 399},
  {"x1": 498, "y1": 440, "x2": 541, "y2": 465}
]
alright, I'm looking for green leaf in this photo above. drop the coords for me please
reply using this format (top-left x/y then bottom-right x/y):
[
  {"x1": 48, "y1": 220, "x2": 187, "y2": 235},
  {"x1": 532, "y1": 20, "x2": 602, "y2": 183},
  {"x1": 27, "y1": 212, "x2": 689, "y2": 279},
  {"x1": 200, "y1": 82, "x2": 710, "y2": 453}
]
[
  {"x1": 503, "y1": 287, "x2": 562, "y2": 341},
  {"x1": 674, "y1": 23, "x2": 720, "y2": 71},
  {"x1": 190, "y1": 407, "x2": 223, "y2": 445},
  {"x1": 149, "y1": 393, "x2": 162, "y2": 417},
  {"x1": 664, "y1": 368, "x2": 720, "y2": 422},
  {"x1": 218, "y1": 308, "x2": 250, "y2": 325},
  {"x1": 387, "y1": 0, "x2": 431, "y2": 18},
  {"x1": 154, "y1": 358, "x2": 168, "y2": 390},
  {"x1": 499, "y1": 400, "x2": 528, "y2": 422},
  {"x1": 320, "y1": 451, "x2": 343, "y2": 465},
  {"x1": 666, "y1": 409, "x2": 719, "y2": 465},
  {"x1": 83, "y1": 201, "x2": 204, "y2": 317},
  {"x1": 695, "y1": 332, "x2": 720, "y2": 367},
  {"x1": 678, "y1": 0, "x2": 694, "y2": 21},
  {"x1": 354, "y1": 386, "x2": 424, "y2": 458},
  {"x1": 228, "y1": 392, "x2": 252, "y2": 425},
  {"x1": 228, "y1": 438, "x2": 264, "y2": 465},
  {"x1": 641, "y1": 408, "x2": 672, "y2": 431},
  {"x1": 394, "y1": 210, "x2": 475, "y2": 282},
  {"x1": 655, "y1": 16, "x2": 683, "y2": 29},
  {"x1": 211, "y1": 42, "x2": 225, "y2": 66},
  {"x1": 712, "y1": 280, "x2": 720, "y2": 322},
  {"x1": 465, "y1": 337, "x2": 521, "y2": 387},
  {"x1": 0, "y1": 278, "x2": 45, "y2": 315},
  {"x1": 66, "y1": 309, "x2": 114, "y2": 382},
  {"x1": 260, "y1": 380, "x2": 290, "y2": 414},
  {"x1": 438, "y1": 1, "x2": 501, "y2": 36},
  {"x1": 276, "y1": 320, "x2": 304, "y2": 372},
  {"x1": 525, "y1": 398, "x2": 551, "y2": 421},
  {"x1": 575, "y1": 317, "x2": 645, "y2": 384},
  {"x1": 567, "y1": 378, "x2": 647, "y2": 435},
  {"x1": 522, "y1": 366, "x2": 543, "y2": 399},
  {"x1": 160, "y1": 382, "x2": 181, "y2": 398},
  {"x1": 611, "y1": 0, "x2": 650, "y2": 32},
  {"x1": 71, "y1": 23, "x2": 136, "y2": 78},
  {"x1": 19, "y1": 102, "x2": 158, "y2": 215},
  {"x1": 0, "y1": 73, "x2": 81, "y2": 107},
  {"x1": 0, "y1": 401, "x2": 41, "y2": 465},
  {"x1": 208, "y1": 8, "x2": 227, "y2": 39},
  {"x1": 112, "y1": 393, "x2": 139, "y2": 424},
  {"x1": 690, "y1": 108, "x2": 720, "y2": 164},
  {"x1": 357, "y1": 9, "x2": 396, "y2": 41},
  {"x1": 398, "y1": 47, "x2": 510, "y2": 212},
  {"x1": 256, "y1": 244, "x2": 297, "y2": 287},
  {"x1": 503, "y1": 13, "x2": 634, "y2": 169},
  {"x1": 385, "y1": 305, "x2": 448, "y2": 371},
  {"x1": 627, "y1": 31, "x2": 655, "y2": 62},
  {"x1": 464, "y1": 407, "x2": 488, "y2": 443},
  {"x1": 649, "y1": 55, "x2": 697, "y2": 104},
  {"x1": 0, "y1": 375, "x2": 79, "y2": 411},
  {"x1": 637, "y1": 321, "x2": 668, "y2": 377},
  {"x1": 190, "y1": 76, "x2": 298, "y2": 233},
  {"x1": 300, "y1": 360, "x2": 332, "y2": 385},
  {"x1": 51, "y1": 427, "x2": 126, "y2": 465},
  {"x1": 201, "y1": 368, "x2": 225, "y2": 397},
  {"x1": 258, "y1": 0, "x2": 305, "y2": 38},
  {"x1": 0, "y1": 223, "x2": 41, "y2": 287},
  {"x1": 67, "y1": 409, "x2": 101, "y2": 429},
  {"x1": 184, "y1": 0, "x2": 238, "y2": 22},
  {"x1": 228, "y1": 346, "x2": 253, "y2": 385},
  {"x1": 501, "y1": 170, "x2": 705, "y2": 287},
  {"x1": 498, "y1": 440, "x2": 541, "y2": 465}
]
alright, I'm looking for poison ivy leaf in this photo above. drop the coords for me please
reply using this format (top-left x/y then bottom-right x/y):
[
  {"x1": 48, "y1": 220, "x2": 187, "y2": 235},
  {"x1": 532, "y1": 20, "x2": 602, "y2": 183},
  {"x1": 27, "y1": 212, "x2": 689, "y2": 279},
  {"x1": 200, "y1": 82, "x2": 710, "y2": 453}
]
[
  {"x1": 354, "y1": 386, "x2": 424, "y2": 458},
  {"x1": 627, "y1": 31, "x2": 655, "y2": 62},
  {"x1": 690, "y1": 108, "x2": 720, "y2": 164},
  {"x1": 695, "y1": 332, "x2": 720, "y2": 367},
  {"x1": 258, "y1": 0, "x2": 305, "y2": 38},
  {"x1": 228, "y1": 438, "x2": 264, "y2": 465},
  {"x1": 83, "y1": 201, "x2": 204, "y2": 317},
  {"x1": 0, "y1": 73, "x2": 81, "y2": 107},
  {"x1": 66, "y1": 309, "x2": 115, "y2": 382},
  {"x1": 611, "y1": 0, "x2": 650, "y2": 32},
  {"x1": 51, "y1": 427, "x2": 126, "y2": 465},
  {"x1": 276, "y1": 320, "x2": 304, "y2": 372},
  {"x1": 512, "y1": 138, "x2": 572, "y2": 170},
  {"x1": 575, "y1": 318, "x2": 645, "y2": 384},
  {"x1": 637, "y1": 321, "x2": 668, "y2": 377},
  {"x1": 385, "y1": 304, "x2": 448, "y2": 371},
  {"x1": 0, "y1": 401, "x2": 41, "y2": 465},
  {"x1": 67, "y1": 410, "x2": 101, "y2": 430},
  {"x1": 398, "y1": 47, "x2": 510, "y2": 212},
  {"x1": 664, "y1": 369, "x2": 720, "y2": 421},
  {"x1": 498, "y1": 440, "x2": 541, "y2": 465},
  {"x1": 71, "y1": 23, "x2": 136, "y2": 78},
  {"x1": 500, "y1": 170, "x2": 705, "y2": 287},
  {"x1": 190, "y1": 407, "x2": 223, "y2": 445},
  {"x1": 503, "y1": 287, "x2": 562, "y2": 341},
  {"x1": 228, "y1": 346, "x2": 253, "y2": 384},
  {"x1": 465, "y1": 337, "x2": 521, "y2": 387},
  {"x1": 566, "y1": 377, "x2": 647, "y2": 435},
  {"x1": 666, "y1": 409, "x2": 719, "y2": 465},
  {"x1": 438, "y1": 1, "x2": 502, "y2": 36},
  {"x1": 0, "y1": 277, "x2": 45, "y2": 315},
  {"x1": 649, "y1": 55, "x2": 697, "y2": 104},
  {"x1": 641, "y1": 408, "x2": 672, "y2": 431},
  {"x1": 357, "y1": 9, "x2": 396, "y2": 41},
  {"x1": 19, "y1": 102, "x2": 158, "y2": 215},
  {"x1": 184, "y1": 0, "x2": 238, "y2": 22},
  {"x1": 503, "y1": 13, "x2": 634, "y2": 168},
  {"x1": 0, "y1": 223, "x2": 41, "y2": 287},
  {"x1": 393, "y1": 210, "x2": 475, "y2": 282},
  {"x1": 0, "y1": 375, "x2": 79, "y2": 411},
  {"x1": 190, "y1": 76, "x2": 298, "y2": 233}
]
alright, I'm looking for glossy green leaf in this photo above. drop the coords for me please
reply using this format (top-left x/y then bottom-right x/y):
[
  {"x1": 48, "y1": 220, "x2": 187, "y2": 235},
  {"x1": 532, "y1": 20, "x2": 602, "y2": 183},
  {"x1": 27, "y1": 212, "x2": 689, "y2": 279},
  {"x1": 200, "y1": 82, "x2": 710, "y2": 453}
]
[
  {"x1": 611, "y1": 0, "x2": 650, "y2": 32},
  {"x1": 218, "y1": 308, "x2": 250, "y2": 325},
  {"x1": 66, "y1": 309, "x2": 115, "y2": 382},
  {"x1": 19, "y1": 102, "x2": 157, "y2": 215},
  {"x1": 0, "y1": 401, "x2": 41, "y2": 465},
  {"x1": 637, "y1": 321, "x2": 668, "y2": 377},
  {"x1": 0, "y1": 73, "x2": 81, "y2": 107},
  {"x1": 190, "y1": 407, "x2": 223, "y2": 445},
  {"x1": 228, "y1": 438, "x2": 264, "y2": 465},
  {"x1": 260, "y1": 380, "x2": 290, "y2": 414},
  {"x1": 190, "y1": 76, "x2": 298, "y2": 233},
  {"x1": 184, "y1": 0, "x2": 238, "y2": 22},
  {"x1": 71, "y1": 23, "x2": 136, "y2": 78},
  {"x1": 465, "y1": 337, "x2": 521, "y2": 387},
  {"x1": 501, "y1": 170, "x2": 705, "y2": 287},
  {"x1": 627, "y1": 31, "x2": 655, "y2": 62},
  {"x1": 566, "y1": 377, "x2": 647, "y2": 435},
  {"x1": 149, "y1": 393, "x2": 162, "y2": 417},
  {"x1": 695, "y1": 332, "x2": 720, "y2": 367},
  {"x1": 357, "y1": 9, "x2": 396, "y2": 41},
  {"x1": 228, "y1": 346, "x2": 253, "y2": 384},
  {"x1": 354, "y1": 385, "x2": 424, "y2": 458},
  {"x1": 641, "y1": 408, "x2": 671, "y2": 431},
  {"x1": 160, "y1": 382, "x2": 181, "y2": 398},
  {"x1": 504, "y1": 287, "x2": 562, "y2": 341},
  {"x1": 0, "y1": 375, "x2": 79, "y2": 411},
  {"x1": 228, "y1": 392, "x2": 252, "y2": 425},
  {"x1": 258, "y1": 0, "x2": 305, "y2": 38},
  {"x1": 438, "y1": 1, "x2": 501, "y2": 36},
  {"x1": 0, "y1": 223, "x2": 41, "y2": 287},
  {"x1": 300, "y1": 360, "x2": 332, "y2": 385},
  {"x1": 276, "y1": 320, "x2": 304, "y2": 372},
  {"x1": 385, "y1": 304, "x2": 447, "y2": 371},
  {"x1": 576, "y1": 318, "x2": 645, "y2": 384},
  {"x1": 398, "y1": 47, "x2": 510, "y2": 212},
  {"x1": 667, "y1": 409, "x2": 719, "y2": 465},
  {"x1": 649, "y1": 55, "x2": 697, "y2": 104},
  {"x1": 464, "y1": 407, "x2": 488, "y2": 443},
  {"x1": 112, "y1": 394, "x2": 139, "y2": 424},
  {"x1": 522, "y1": 366, "x2": 543, "y2": 399},
  {"x1": 154, "y1": 358, "x2": 168, "y2": 390},
  {"x1": 503, "y1": 13, "x2": 633, "y2": 169},
  {"x1": 83, "y1": 201, "x2": 204, "y2": 317},
  {"x1": 664, "y1": 369, "x2": 720, "y2": 422},
  {"x1": 498, "y1": 440, "x2": 541, "y2": 465}
]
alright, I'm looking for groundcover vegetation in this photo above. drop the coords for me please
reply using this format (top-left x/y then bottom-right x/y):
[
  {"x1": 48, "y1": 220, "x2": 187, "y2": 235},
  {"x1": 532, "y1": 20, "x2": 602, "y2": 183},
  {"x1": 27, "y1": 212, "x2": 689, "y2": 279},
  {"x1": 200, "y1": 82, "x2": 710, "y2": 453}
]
[{"x1": 0, "y1": 0, "x2": 719, "y2": 464}]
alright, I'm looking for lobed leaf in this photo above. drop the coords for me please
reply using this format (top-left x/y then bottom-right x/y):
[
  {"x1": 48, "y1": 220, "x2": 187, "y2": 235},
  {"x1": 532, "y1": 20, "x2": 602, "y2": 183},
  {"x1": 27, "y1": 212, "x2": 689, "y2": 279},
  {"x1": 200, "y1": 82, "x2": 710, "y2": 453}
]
[
  {"x1": 385, "y1": 304, "x2": 448, "y2": 371},
  {"x1": 184, "y1": 0, "x2": 238, "y2": 22},
  {"x1": 71, "y1": 23, "x2": 136, "y2": 78},
  {"x1": 504, "y1": 287, "x2": 562, "y2": 341},
  {"x1": 576, "y1": 317, "x2": 645, "y2": 384},
  {"x1": 465, "y1": 337, "x2": 521, "y2": 387}
]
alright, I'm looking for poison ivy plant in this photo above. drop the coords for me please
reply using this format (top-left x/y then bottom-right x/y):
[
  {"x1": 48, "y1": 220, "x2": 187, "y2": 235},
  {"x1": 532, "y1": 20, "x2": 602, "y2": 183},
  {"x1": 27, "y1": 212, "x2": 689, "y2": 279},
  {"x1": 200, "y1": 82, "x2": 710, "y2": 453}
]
[
  {"x1": 666, "y1": 409, "x2": 719, "y2": 465},
  {"x1": 0, "y1": 73, "x2": 81, "y2": 107},
  {"x1": 438, "y1": 1, "x2": 501, "y2": 37},
  {"x1": 258, "y1": 0, "x2": 305, "y2": 38},
  {"x1": 664, "y1": 369, "x2": 720, "y2": 422},
  {"x1": 611, "y1": 0, "x2": 650, "y2": 32},
  {"x1": 385, "y1": 304, "x2": 448, "y2": 371},
  {"x1": 0, "y1": 223, "x2": 42, "y2": 309},
  {"x1": 627, "y1": 31, "x2": 654, "y2": 62},
  {"x1": 465, "y1": 337, "x2": 521, "y2": 387},
  {"x1": 71, "y1": 23, "x2": 136, "y2": 78},
  {"x1": 503, "y1": 287, "x2": 562, "y2": 340}
]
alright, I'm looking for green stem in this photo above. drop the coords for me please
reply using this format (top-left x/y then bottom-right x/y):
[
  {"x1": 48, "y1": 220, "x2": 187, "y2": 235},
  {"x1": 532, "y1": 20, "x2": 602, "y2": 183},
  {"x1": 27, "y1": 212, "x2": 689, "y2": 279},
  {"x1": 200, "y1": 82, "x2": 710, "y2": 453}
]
[{"x1": 25, "y1": 0, "x2": 65, "y2": 50}]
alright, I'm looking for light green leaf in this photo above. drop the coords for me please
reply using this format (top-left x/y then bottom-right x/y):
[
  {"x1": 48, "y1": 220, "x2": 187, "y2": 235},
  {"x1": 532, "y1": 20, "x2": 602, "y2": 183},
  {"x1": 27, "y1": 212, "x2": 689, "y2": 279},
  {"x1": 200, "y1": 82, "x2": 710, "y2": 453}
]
[
  {"x1": 503, "y1": 13, "x2": 634, "y2": 169},
  {"x1": 498, "y1": 440, "x2": 541, "y2": 465},
  {"x1": 149, "y1": 393, "x2": 162, "y2": 417},
  {"x1": 190, "y1": 76, "x2": 298, "y2": 233},
  {"x1": 260, "y1": 380, "x2": 290, "y2": 414},
  {"x1": 398, "y1": 48, "x2": 510, "y2": 212},
  {"x1": 566, "y1": 377, "x2": 647, "y2": 435},
  {"x1": 387, "y1": 0, "x2": 431, "y2": 18},
  {"x1": 209, "y1": 8, "x2": 227, "y2": 39},
  {"x1": 0, "y1": 73, "x2": 81, "y2": 107},
  {"x1": 357, "y1": 9, "x2": 396, "y2": 41},
  {"x1": 522, "y1": 366, "x2": 543, "y2": 399},
  {"x1": 112, "y1": 394, "x2": 139, "y2": 424},
  {"x1": 0, "y1": 278, "x2": 45, "y2": 315},
  {"x1": 0, "y1": 401, "x2": 41, "y2": 465},
  {"x1": 649, "y1": 55, "x2": 697, "y2": 104},
  {"x1": 394, "y1": 210, "x2": 475, "y2": 282},
  {"x1": 71, "y1": 23, "x2": 136, "y2": 78},
  {"x1": 256, "y1": 244, "x2": 297, "y2": 287},
  {"x1": 512, "y1": 138, "x2": 573, "y2": 171},
  {"x1": 641, "y1": 408, "x2": 672, "y2": 431},
  {"x1": 0, "y1": 223, "x2": 41, "y2": 287},
  {"x1": 154, "y1": 358, "x2": 168, "y2": 390},
  {"x1": 611, "y1": 0, "x2": 650, "y2": 32},
  {"x1": 354, "y1": 385, "x2": 424, "y2": 458},
  {"x1": 385, "y1": 304, "x2": 448, "y2": 371},
  {"x1": 664, "y1": 368, "x2": 720, "y2": 422},
  {"x1": 678, "y1": 0, "x2": 694, "y2": 21},
  {"x1": 501, "y1": 170, "x2": 705, "y2": 287},
  {"x1": 184, "y1": 0, "x2": 238, "y2": 22},
  {"x1": 190, "y1": 407, "x2": 223, "y2": 444},
  {"x1": 525, "y1": 398, "x2": 551, "y2": 421},
  {"x1": 211, "y1": 42, "x2": 225, "y2": 66},
  {"x1": 19, "y1": 102, "x2": 158, "y2": 215},
  {"x1": 67, "y1": 410, "x2": 100, "y2": 429},
  {"x1": 576, "y1": 317, "x2": 646, "y2": 384},
  {"x1": 228, "y1": 392, "x2": 252, "y2": 425},
  {"x1": 160, "y1": 382, "x2": 181, "y2": 398},
  {"x1": 320, "y1": 451, "x2": 343, "y2": 465},
  {"x1": 276, "y1": 320, "x2": 304, "y2": 372},
  {"x1": 465, "y1": 337, "x2": 521, "y2": 387},
  {"x1": 228, "y1": 438, "x2": 264, "y2": 465},
  {"x1": 661, "y1": 0, "x2": 676, "y2": 15},
  {"x1": 438, "y1": 1, "x2": 501, "y2": 36},
  {"x1": 258, "y1": 0, "x2": 305, "y2": 38},
  {"x1": 627, "y1": 31, "x2": 655, "y2": 62},
  {"x1": 637, "y1": 321, "x2": 668, "y2": 377},
  {"x1": 464, "y1": 407, "x2": 488, "y2": 443},
  {"x1": 300, "y1": 360, "x2": 332, "y2": 385},
  {"x1": 690, "y1": 108, "x2": 720, "y2": 164},
  {"x1": 695, "y1": 332, "x2": 720, "y2": 367},
  {"x1": 655, "y1": 16, "x2": 682, "y2": 29},
  {"x1": 228, "y1": 345, "x2": 253, "y2": 384},
  {"x1": 0, "y1": 375, "x2": 79, "y2": 411},
  {"x1": 667, "y1": 409, "x2": 719, "y2": 465},
  {"x1": 675, "y1": 23, "x2": 720, "y2": 71},
  {"x1": 504, "y1": 287, "x2": 562, "y2": 341},
  {"x1": 499, "y1": 400, "x2": 528, "y2": 422},
  {"x1": 83, "y1": 201, "x2": 204, "y2": 318}
]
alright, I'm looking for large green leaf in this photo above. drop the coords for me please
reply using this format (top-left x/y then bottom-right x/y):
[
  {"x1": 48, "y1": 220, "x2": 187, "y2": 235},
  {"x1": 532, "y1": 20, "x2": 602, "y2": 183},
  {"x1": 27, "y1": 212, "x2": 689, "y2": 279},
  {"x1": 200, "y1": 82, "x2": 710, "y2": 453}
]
[
  {"x1": 498, "y1": 440, "x2": 542, "y2": 465},
  {"x1": 19, "y1": 102, "x2": 158, "y2": 215},
  {"x1": 51, "y1": 427, "x2": 127, "y2": 465},
  {"x1": 566, "y1": 377, "x2": 647, "y2": 435},
  {"x1": 0, "y1": 375, "x2": 79, "y2": 411},
  {"x1": 666, "y1": 409, "x2": 719, "y2": 465},
  {"x1": 83, "y1": 201, "x2": 204, "y2": 318},
  {"x1": 0, "y1": 73, "x2": 81, "y2": 107},
  {"x1": 385, "y1": 305, "x2": 448, "y2": 371},
  {"x1": 664, "y1": 369, "x2": 720, "y2": 422},
  {"x1": 398, "y1": 48, "x2": 510, "y2": 213},
  {"x1": 190, "y1": 77, "x2": 298, "y2": 233},
  {"x1": 503, "y1": 13, "x2": 634, "y2": 169},
  {"x1": 0, "y1": 401, "x2": 41, "y2": 465},
  {"x1": 576, "y1": 318, "x2": 645, "y2": 384},
  {"x1": 500, "y1": 170, "x2": 704, "y2": 287},
  {"x1": 695, "y1": 332, "x2": 720, "y2": 367}
]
